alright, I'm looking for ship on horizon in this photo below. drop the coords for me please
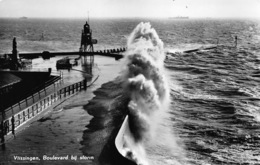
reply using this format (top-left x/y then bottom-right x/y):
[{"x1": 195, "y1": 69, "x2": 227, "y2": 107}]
[
  {"x1": 169, "y1": 16, "x2": 189, "y2": 19},
  {"x1": 19, "y1": 16, "x2": 28, "y2": 19}
]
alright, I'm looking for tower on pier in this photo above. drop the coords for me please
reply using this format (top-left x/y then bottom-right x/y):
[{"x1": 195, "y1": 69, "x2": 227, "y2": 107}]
[{"x1": 79, "y1": 21, "x2": 97, "y2": 67}]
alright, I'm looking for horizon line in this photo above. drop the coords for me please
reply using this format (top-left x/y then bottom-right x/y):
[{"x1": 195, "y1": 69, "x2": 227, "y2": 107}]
[{"x1": 0, "y1": 16, "x2": 259, "y2": 20}]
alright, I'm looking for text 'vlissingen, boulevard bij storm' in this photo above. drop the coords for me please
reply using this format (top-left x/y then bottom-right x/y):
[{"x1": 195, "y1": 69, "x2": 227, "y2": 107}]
[{"x1": 13, "y1": 155, "x2": 94, "y2": 161}]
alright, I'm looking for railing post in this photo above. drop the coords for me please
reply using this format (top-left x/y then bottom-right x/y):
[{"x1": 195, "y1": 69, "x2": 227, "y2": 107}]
[
  {"x1": 59, "y1": 90, "x2": 61, "y2": 99},
  {"x1": 59, "y1": 71, "x2": 61, "y2": 79},
  {"x1": 11, "y1": 105, "x2": 14, "y2": 115},
  {"x1": 32, "y1": 94, "x2": 35, "y2": 103},
  {"x1": 44, "y1": 87, "x2": 47, "y2": 96},
  {"x1": 47, "y1": 97, "x2": 49, "y2": 107},
  {"x1": 32, "y1": 106, "x2": 34, "y2": 117},
  {"x1": 38, "y1": 91, "x2": 41, "y2": 99},
  {"x1": 84, "y1": 79, "x2": 87, "y2": 90},
  {"x1": 43, "y1": 99, "x2": 45, "y2": 109},
  {"x1": 1, "y1": 111, "x2": 5, "y2": 123},
  {"x1": 25, "y1": 98, "x2": 28, "y2": 107},
  {"x1": 34, "y1": 105, "x2": 36, "y2": 115},
  {"x1": 18, "y1": 101, "x2": 21, "y2": 111},
  {"x1": 23, "y1": 111, "x2": 25, "y2": 122},
  {"x1": 18, "y1": 114, "x2": 20, "y2": 126},
  {"x1": 27, "y1": 109, "x2": 30, "y2": 119},
  {"x1": 38, "y1": 103, "x2": 40, "y2": 112},
  {"x1": 36, "y1": 104, "x2": 38, "y2": 113}
]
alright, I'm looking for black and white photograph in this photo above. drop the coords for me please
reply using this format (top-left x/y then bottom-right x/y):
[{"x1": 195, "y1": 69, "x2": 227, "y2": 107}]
[{"x1": 0, "y1": 0, "x2": 260, "y2": 164}]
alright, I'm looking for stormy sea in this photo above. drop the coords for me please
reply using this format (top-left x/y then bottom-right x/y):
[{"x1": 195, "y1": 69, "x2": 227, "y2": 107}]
[{"x1": 1, "y1": 18, "x2": 260, "y2": 165}]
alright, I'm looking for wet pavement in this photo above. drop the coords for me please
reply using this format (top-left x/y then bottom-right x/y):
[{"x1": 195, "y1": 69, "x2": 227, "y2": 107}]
[{"x1": 0, "y1": 56, "x2": 123, "y2": 165}]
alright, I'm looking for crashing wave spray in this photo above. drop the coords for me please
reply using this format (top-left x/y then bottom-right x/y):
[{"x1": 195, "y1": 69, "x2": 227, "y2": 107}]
[{"x1": 117, "y1": 22, "x2": 172, "y2": 165}]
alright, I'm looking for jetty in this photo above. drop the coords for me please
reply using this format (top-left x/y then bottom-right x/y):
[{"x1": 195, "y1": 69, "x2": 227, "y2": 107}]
[{"x1": 7, "y1": 49, "x2": 125, "y2": 61}]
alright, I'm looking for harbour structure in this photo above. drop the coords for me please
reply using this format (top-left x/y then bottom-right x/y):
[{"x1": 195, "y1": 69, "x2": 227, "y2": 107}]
[
  {"x1": 2, "y1": 21, "x2": 125, "y2": 70},
  {"x1": 0, "y1": 20, "x2": 126, "y2": 148}
]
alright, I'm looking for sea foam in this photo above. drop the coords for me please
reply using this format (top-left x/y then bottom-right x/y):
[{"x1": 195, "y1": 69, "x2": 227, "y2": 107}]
[{"x1": 119, "y1": 22, "x2": 174, "y2": 165}]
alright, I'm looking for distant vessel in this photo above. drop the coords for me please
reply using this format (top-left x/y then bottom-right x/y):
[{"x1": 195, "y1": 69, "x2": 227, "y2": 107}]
[
  {"x1": 19, "y1": 16, "x2": 28, "y2": 19},
  {"x1": 169, "y1": 16, "x2": 189, "y2": 19}
]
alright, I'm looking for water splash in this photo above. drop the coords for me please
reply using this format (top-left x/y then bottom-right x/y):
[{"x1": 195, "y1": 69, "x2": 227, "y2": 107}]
[{"x1": 119, "y1": 22, "x2": 185, "y2": 165}]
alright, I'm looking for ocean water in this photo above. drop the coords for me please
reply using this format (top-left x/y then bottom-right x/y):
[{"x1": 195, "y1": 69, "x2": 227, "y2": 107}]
[{"x1": 1, "y1": 18, "x2": 260, "y2": 165}]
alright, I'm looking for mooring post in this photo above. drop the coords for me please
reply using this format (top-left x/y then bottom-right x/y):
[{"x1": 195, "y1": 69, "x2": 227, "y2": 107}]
[{"x1": 235, "y1": 35, "x2": 238, "y2": 48}]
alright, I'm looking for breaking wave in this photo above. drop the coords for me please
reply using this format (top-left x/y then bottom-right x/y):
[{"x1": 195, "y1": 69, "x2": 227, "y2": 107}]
[{"x1": 119, "y1": 22, "x2": 184, "y2": 165}]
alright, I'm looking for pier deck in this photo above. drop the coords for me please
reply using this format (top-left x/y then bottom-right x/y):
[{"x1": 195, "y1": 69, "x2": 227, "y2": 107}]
[{"x1": 5, "y1": 49, "x2": 125, "y2": 61}]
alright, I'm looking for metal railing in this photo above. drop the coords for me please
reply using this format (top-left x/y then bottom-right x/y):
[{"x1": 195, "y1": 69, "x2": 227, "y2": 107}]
[
  {"x1": 1, "y1": 77, "x2": 91, "y2": 136},
  {"x1": 1, "y1": 76, "x2": 63, "y2": 119}
]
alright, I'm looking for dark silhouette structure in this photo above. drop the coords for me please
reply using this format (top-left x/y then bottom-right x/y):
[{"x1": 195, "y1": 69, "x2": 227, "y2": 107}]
[
  {"x1": 235, "y1": 35, "x2": 238, "y2": 47},
  {"x1": 10, "y1": 37, "x2": 20, "y2": 70},
  {"x1": 11, "y1": 116, "x2": 15, "y2": 137},
  {"x1": 79, "y1": 21, "x2": 98, "y2": 66}
]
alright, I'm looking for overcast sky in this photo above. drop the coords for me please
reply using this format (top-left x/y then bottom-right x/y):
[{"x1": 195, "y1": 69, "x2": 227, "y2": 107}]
[{"x1": 0, "y1": 0, "x2": 259, "y2": 19}]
